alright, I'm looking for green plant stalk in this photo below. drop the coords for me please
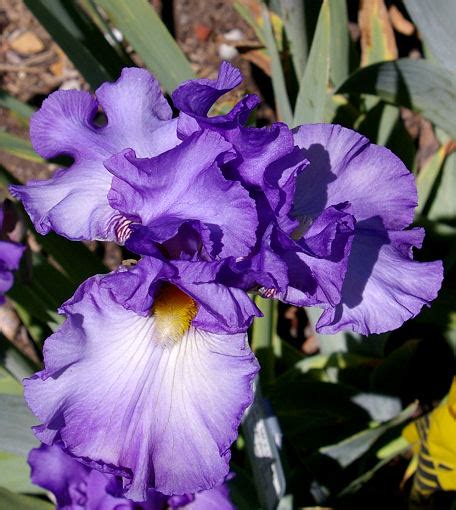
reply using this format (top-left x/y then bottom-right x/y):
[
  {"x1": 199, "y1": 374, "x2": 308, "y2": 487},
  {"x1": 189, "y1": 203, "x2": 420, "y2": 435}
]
[{"x1": 252, "y1": 297, "x2": 276, "y2": 383}]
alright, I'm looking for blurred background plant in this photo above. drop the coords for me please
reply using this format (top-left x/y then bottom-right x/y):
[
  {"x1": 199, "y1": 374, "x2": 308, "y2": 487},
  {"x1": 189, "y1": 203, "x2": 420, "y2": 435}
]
[{"x1": 0, "y1": 0, "x2": 455, "y2": 508}]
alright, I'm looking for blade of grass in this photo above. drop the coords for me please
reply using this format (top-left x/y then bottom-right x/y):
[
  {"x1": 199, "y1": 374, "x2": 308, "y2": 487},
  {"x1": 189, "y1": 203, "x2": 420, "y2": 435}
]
[
  {"x1": 0, "y1": 488, "x2": 53, "y2": 510},
  {"x1": 359, "y1": 0, "x2": 397, "y2": 67},
  {"x1": 0, "y1": 132, "x2": 43, "y2": 163},
  {"x1": 0, "y1": 91, "x2": 34, "y2": 122},
  {"x1": 261, "y1": 5, "x2": 293, "y2": 124},
  {"x1": 252, "y1": 297, "x2": 276, "y2": 383},
  {"x1": 234, "y1": 0, "x2": 266, "y2": 46},
  {"x1": 79, "y1": 0, "x2": 132, "y2": 62},
  {"x1": 24, "y1": 0, "x2": 128, "y2": 88},
  {"x1": 404, "y1": 0, "x2": 456, "y2": 73},
  {"x1": 94, "y1": 0, "x2": 194, "y2": 92},
  {"x1": 337, "y1": 59, "x2": 456, "y2": 139},
  {"x1": 329, "y1": 0, "x2": 350, "y2": 89},
  {"x1": 0, "y1": 334, "x2": 39, "y2": 381},
  {"x1": 416, "y1": 144, "x2": 449, "y2": 215},
  {"x1": 278, "y1": 0, "x2": 307, "y2": 79},
  {"x1": 293, "y1": 0, "x2": 331, "y2": 125}
]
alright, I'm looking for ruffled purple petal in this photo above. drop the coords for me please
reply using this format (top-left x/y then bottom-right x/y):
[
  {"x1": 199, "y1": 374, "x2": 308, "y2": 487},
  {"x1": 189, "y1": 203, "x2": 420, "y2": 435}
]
[
  {"x1": 101, "y1": 257, "x2": 261, "y2": 334},
  {"x1": 25, "y1": 275, "x2": 259, "y2": 500},
  {"x1": 29, "y1": 442, "x2": 89, "y2": 508},
  {"x1": 289, "y1": 123, "x2": 443, "y2": 332},
  {"x1": 169, "y1": 480, "x2": 235, "y2": 510},
  {"x1": 11, "y1": 68, "x2": 179, "y2": 242},
  {"x1": 224, "y1": 123, "x2": 296, "y2": 192},
  {"x1": 99, "y1": 257, "x2": 177, "y2": 316},
  {"x1": 221, "y1": 224, "x2": 289, "y2": 294},
  {"x1": 317, "y1": 226, "x2": 444, "y2": 335},
  {"x1": 173, "y1": 61, "x2": 259, "y2": 134},
  {"x1": 293, "y1": 124, "x2": 417, "y2": 230},
  {"x1": 275, "y1": 204, "x2": 355, "y2": 307},
  {"x1": 106, "y1": 130, "x2": 258, "y2": 257},
  {"x1": 173, "y1": 259, "x2": 262, "y2": 333},
  {"x1": 173, "y1": 61, "x2": 243, "y2": 117},
  {"x1": 28, "y1": 442, "x2": 175, "y2": 509},
  {"x1": 263, "y1": 145, "x2": 309, "y2": 233},
  {"x1": 0, "y1": 206, "x2": 25, "y2": 301},
  {"x1": 0, "y1": 271, "x2": 13, "y2": 303},
  {"x1": 0, "y1": 239, "x2": 24, "y2": 271},
  {"x1": 28, "y1": 443, "x2": 139, "y2": 510}
]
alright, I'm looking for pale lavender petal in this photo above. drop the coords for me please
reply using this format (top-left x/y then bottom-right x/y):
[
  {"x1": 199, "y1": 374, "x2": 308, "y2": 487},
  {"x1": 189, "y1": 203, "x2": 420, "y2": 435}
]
[
  {"x1": 11, "y1": 68, "x2": 179, "y2": 241},
  {"x1": 290, "y1": 123, "x2": 442, "y2": 333},
  {"x1": 25, "y1": 275, "x2": 259, "y2": 500}
]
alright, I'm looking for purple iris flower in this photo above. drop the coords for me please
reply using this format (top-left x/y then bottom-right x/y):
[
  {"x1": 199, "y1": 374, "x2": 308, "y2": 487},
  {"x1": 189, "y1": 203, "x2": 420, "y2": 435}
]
[
  {"x1": 20, "y1": 61, "x2": 443, "y2": 503},
  {"x1": 28, "y1": 443, "x2": 235, "y2": 509},
  {"x1": 25, "y1": 257, "x2": 259, "y2": 501},
  {"x1": 0, "y1": 202, "x2": 24, "y2": 303},
  {"x1": 172, "y1": 64, "x2": 443, "y2": 335}
]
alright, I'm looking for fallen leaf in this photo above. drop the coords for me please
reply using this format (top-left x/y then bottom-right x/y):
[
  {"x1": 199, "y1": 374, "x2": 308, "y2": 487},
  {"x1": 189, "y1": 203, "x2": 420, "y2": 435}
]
[{"x1": 388, "y1": 5, "x2": 415, "y2": 36}]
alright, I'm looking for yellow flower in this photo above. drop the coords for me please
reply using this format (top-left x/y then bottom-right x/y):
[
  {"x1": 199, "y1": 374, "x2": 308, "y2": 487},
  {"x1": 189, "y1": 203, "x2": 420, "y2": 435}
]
[{"x1": 402, "y1": 377, "x2": 456, "y2": 505}]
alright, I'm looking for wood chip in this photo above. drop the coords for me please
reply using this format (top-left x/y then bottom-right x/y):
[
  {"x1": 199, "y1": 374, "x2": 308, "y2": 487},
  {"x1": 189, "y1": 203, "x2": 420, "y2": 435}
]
[{"x1": 10, "y1": 30, "x2": 45, "y2": 55}]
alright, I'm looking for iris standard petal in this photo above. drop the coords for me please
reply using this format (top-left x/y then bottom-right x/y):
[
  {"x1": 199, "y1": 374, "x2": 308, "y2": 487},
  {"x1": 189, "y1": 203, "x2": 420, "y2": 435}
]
[
  {"x1": 292, "y1": 123, "x2": 417, "y2": 229},
  {"x1": 25, "y1": 275, "x2": 259, "y2": 500},
  {"x1": 106, "y1": 130, "x2": 258, "y2": 258},
  {"x1": 173, "y1": 61, "x2": 259, "y2": 127},
  {"x1": 174, "y1": 63, "x2": 297, "y2": 193},
  {"x1": 10, "y1": 68, "x2": 179, "y2": 242},
  {"x1": 226, "y1": 123, "x2": 296, "y2": 190}
]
